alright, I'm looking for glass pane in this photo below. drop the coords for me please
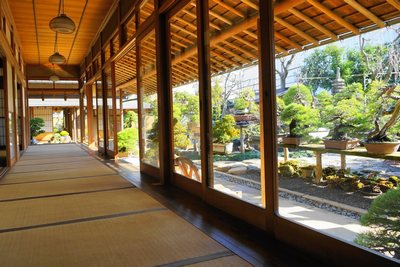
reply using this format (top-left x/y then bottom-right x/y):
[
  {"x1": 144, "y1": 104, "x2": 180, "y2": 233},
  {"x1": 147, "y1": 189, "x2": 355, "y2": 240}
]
[
  {"x1": 92, "y1": 84, "x2": 98, "y2": 148},
  {"x1": 139, "y1": 30, "x2": 159, "y2": 167},
  {"x1": 170, "y1": 0, "x2": 201, "y2": 182},
  {"x1": 105, "y1": 68, "x2": 114, "y2": 152},
  {"x1": 209, "y1": 1, "x2": 262, "y2": 206},
  {"x1": 274, "y1": 9, "x2": 400, "y2": 263},
  {"x1": 115, "y1": 45, "x2": 138, "y2": 162},
  {"x1": 96, "y1": 78, "x2": 104, "y2": 149}
]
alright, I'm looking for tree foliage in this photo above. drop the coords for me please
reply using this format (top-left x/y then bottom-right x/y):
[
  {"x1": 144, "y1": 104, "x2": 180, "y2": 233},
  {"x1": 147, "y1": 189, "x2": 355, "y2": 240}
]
[
  {"x1": 213, "y1": 115, "x2": 239, "y2": 144},
  {"x1": 355, "y1": 189, "x2": 400, "y2": 259},
  {"x1": 30, "y1": 117, "x2": 45, "y2": 138},
  {"x1": 301, "y1": 45, "x2": 354, "y2": 92},
  {"x1": 280, "y1": 103, "x2": 320, "y2": 137},
  {"x1": 124, "y1": 111, "x2": 138, "y2": 129},
  {"x1": 282, "y1": 84, "x2": 313, "y2": 106},
  {"x1": 117, "y1": 128, "x2": 139, "y2": 153}
]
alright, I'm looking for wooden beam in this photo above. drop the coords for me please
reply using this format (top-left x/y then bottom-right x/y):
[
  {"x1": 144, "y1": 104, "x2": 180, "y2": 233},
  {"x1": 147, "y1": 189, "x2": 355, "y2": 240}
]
[
  {"x1": 241, "y1": 0, "x2": 258, "y2": 10},
  {"x1": 215, "y1": 44, "x2": 251, "y2": 63},
  {"x1": 223, "y1": 41, "x2": 258, "y2": 59},
  {"x1": 275, "y1": 16, "x2": 319, "y2": 45},
  {"x1": 214, "y1": 0, "x2": 245, "y2": 18},
  {"x1": 275, "y1": 45, "x2": 288, "y2": 55},
  {"x1": 289, "y1": 8, "x2": 338, "y2": 40},
  {"x1": 307, "y1": 0, "x2": 360, "y2": 35},
  {"x1": 387, "y1": 0, "x2": 400, "y2": 11},
  {"x1": 344, "y1": 0, "x2": 385, "y2": 28},
  {"x1": 275, "y1": 32, "x2": 302, "y2": 50}
]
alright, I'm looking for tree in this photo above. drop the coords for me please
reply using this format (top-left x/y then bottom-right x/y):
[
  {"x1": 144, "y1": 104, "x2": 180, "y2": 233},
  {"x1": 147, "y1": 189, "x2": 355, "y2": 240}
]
[
  {"x1": 282, "y1": 84, "x2": 313, "y2": 106},
  {"x1": 280, "y1": 103, "x2": 320, "y2": 137},
  {"x1": 30, "y1": 118, "x2": 45, "y2": 138},
  {"x1": 366, "y1": 83, "x2": 400, "y2": 142},
  {"x1": 213, "y1": 115, "x2": 239, "y2": 144},
  {"x1": 276, "y1": 54, "x2": 295, "y2": 91},
  {"x1": 355, "y1": 189, "x2": 400, "y2": 259},
  {"x1": 124, "y1": 111, "x2": 138, "y2": 129},
  {"x1": 301, "y1": 45, "x2": 354, "y2": 93}
]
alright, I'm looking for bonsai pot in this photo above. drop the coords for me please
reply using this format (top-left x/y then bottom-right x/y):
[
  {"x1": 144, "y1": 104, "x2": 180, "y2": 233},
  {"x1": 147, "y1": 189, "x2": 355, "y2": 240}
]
[
  {"x1": 282, "y1": 136, "x2": 302, "y2": 146},
  {"x1": 323, "y1": 139, "x2": 359, "y2": 150},
  {"x1": 364, "y1": 142, "x2": 400, "y2": 155},
  {"x1": 213, "y1": 142, "x2": 233, "y2": 155}
]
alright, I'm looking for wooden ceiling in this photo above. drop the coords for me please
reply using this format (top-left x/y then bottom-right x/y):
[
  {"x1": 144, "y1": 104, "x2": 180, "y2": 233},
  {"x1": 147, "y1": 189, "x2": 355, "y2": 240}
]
[
  {"x1": 114, "y1": 0, "x2": 400, "y2": 96},
  {"x1": 8, "y1": 0, "x2": 116, "y2": 66}
]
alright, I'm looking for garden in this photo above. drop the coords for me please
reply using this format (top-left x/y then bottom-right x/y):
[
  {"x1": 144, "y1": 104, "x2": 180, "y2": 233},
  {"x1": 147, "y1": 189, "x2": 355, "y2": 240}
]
[{"x1": 167, "y1": 33, "x2": 400, "y2": 259}]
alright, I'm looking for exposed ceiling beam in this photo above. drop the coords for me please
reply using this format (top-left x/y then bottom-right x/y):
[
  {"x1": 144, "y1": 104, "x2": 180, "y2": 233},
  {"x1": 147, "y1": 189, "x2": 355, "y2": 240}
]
[
  {"x1": 307, "y1": 0, "x2": 360, "y2": 35},
  {"x1": 289, "y1": 8, "x2": 338, "y2": 41},
  {"x1": 344, "y1": 0, "x2": 385, "y2": 28},
  {"x1": 387, "y1": 0, "x2": 400, "y2": 11},
  {"x1": 275, "y1": 17, "x2": 319, "y2": 45},
  {"x1": 275, "y1": 32, "x2": 302, "y2": 50}
]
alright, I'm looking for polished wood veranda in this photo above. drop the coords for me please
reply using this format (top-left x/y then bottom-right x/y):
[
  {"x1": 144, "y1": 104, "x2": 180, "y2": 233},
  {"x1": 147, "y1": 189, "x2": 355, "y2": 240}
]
[{"x1": 0, "y1": 144, "x2": 251, "y2": 266}]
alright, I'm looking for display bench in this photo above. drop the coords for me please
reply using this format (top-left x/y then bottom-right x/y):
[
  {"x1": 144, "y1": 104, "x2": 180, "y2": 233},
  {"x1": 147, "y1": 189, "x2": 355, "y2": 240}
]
[{"x1": 278, "y1": 143, "x2": 400, "y2": 183}]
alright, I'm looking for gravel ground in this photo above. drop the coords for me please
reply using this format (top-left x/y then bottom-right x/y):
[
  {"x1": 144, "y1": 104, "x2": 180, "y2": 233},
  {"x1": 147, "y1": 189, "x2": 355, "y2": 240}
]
[
  {"x1": 228, "y1": 172, "x2": 374, "y2": 210},
  {"x1": 278, "y1": 176, "x2": 374, "y2": 210}
]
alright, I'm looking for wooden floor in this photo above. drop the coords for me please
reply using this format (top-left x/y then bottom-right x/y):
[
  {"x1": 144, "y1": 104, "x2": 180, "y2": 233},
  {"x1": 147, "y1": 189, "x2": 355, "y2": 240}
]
[{"x1": 0, "y1": 144, "x2": 251, "y2": 266}]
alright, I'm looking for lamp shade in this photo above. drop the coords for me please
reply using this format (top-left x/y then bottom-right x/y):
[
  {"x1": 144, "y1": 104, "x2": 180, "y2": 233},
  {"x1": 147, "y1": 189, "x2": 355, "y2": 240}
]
[
  {"x1": 49, "y1": 52, "x2": 66, "y2": 64},
  {"x1": 49, "y1": 14, "x2": 76, "y2": 34}
]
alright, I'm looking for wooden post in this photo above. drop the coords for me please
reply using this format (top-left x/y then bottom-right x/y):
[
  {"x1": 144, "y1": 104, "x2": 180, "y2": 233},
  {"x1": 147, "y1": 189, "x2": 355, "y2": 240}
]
[
  {"x1": 283, "y1": 147, "x2": 289, "y2": 162},
  {"x1": 315, "y1": 151, "x2": 322, "y2": 183},
  {"x1": 340, "y1": 154, "x2": 346, "y2": 170}
]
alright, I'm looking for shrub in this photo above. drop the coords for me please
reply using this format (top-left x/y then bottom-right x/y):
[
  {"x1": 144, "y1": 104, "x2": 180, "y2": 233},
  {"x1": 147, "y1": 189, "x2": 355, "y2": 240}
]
[
  {"x1": 60, "y1": 130, "x2": 69, "y2": 136},
  {"x1": 213, "y1": 115, "x2": 239, "y2": 144},
  {"x1": 174, "y1": 121, "x2": 190, "y2": 149},
  {"x1": 355, "y1": 189, "x2": 400, "y2": 259},
  {"x1": 283, "y1": 84, "x2": 313, "y2": 106},
  {"x1": 117, "y1": 128, "x2": 138, "y2": 153}
]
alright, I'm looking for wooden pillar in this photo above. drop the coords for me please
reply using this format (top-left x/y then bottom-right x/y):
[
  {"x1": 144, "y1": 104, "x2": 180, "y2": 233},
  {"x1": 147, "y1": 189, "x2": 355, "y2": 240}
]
[
  {"x1": 12, "y1": 67, "x2": 19, "y2": 160},
  {"x1": 340, "y1": 154, "x2": 346, "y2": 170},
  {"x1": 198, "y1": 0, "x2": 212, "y2": 192},
  {"x1": 315, "y1": 151, "x2": 322, "y2": 183},
  {"x1": 283, "y1": 147, "x2": 289, "y2": 162},
  {"x1": 259, "y1": 0, "x2": 276, "y2": 219},
  {"x1": 155, "y1": 1, "x2": 172, "y2": 184}
]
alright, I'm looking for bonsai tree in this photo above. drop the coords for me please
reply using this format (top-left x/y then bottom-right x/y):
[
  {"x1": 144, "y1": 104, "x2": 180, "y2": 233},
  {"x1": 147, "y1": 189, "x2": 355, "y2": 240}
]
[
  {"x1": 280, "y1": 84, "x2": 320, "y2": 139},
  {"x1": 30, "y1": 117, "x2": 45, "y2": 139},
  {"x1": 355, "y1": 188, "x2": 400, "y2": 259},
  {"x1": 365, "y1": 82, "x2": 400, "y2": 142},
  {"x1": 280, "y1": 103, "x2": 320, "y2": 138},
  {"x1": 321, "y1": 83, "x2": 367, "y2": 140},
  {"x1": 213, "y1": 115, "x2": 239, "y2": 144}
]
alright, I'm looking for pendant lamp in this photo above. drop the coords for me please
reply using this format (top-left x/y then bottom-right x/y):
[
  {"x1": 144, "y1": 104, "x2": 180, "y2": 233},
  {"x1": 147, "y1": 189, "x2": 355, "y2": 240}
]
[
  {"x1": 49, "y1": 34, "x2": 66, "y2": 64},
  {"x1": 49, "y1": 64, "x2": 60, "y2": 81},
  {"x1": 49, "y1": 0, "x2": 76, "y2": 34}
]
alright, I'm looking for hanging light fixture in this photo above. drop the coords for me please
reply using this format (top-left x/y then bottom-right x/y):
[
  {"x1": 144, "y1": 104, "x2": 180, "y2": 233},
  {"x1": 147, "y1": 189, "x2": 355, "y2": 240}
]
[
  {"x1": 49, "y1": 64, "x2": 60, "y2": 82},
  {"x1": 49, "y1": 0, "x2": 76, "y2": 34},
  {"x1": 49, "y1": 33, "x2": 66, "y2": 64}
]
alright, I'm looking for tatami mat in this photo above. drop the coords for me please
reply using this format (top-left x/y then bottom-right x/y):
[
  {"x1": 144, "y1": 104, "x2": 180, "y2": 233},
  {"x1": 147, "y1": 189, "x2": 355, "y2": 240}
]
[
  {"x1": 0, "y1": 175, "x2": 132, "y2": 201},
  {"x1": 0, "y1": 144, "x2": 251, "y2": 266},
  {"x1": 0, "y1": 188, "x2": 162, "y2": 230},
  {"x1": 0, "y1": 210, "x2": 251, "y2": 266}
]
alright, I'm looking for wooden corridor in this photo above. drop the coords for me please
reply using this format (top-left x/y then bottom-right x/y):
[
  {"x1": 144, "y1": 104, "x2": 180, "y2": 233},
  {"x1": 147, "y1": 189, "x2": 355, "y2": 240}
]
[{"x1": 0, "y1": 144, "x2": 251, "y2": 266}]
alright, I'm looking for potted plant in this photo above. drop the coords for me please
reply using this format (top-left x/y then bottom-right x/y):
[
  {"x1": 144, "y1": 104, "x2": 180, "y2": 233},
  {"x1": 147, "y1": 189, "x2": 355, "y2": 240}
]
[
  {"x1": 280, "y1": 103, "x2": 320, "y2": 145},
  {"x1": 364, "y1": 83, "x2": 400, "y2": 154},
  {"x1": 323, "y1": 97, "x2": 364, "y2": 150},
  {"x1": 213, "y1": 114, "x2": 239, "y2": 154}
]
